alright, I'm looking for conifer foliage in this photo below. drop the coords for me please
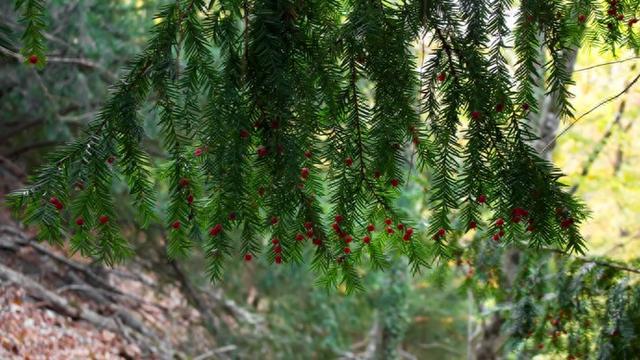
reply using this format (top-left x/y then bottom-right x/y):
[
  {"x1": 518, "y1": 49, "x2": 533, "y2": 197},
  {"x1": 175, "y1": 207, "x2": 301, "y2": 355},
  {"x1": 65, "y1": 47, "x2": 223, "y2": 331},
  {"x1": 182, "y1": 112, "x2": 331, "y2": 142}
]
[{"x1": 9, "y1": 0, "x2": 640, "y2": 290}]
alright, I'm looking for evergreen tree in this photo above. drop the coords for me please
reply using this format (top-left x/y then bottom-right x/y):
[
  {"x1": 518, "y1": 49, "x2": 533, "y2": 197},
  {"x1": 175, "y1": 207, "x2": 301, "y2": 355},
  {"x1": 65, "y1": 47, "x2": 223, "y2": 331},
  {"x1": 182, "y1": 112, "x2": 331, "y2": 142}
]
[{"x1": 7, "y1": 0, "x2": 640, "y2": 292}]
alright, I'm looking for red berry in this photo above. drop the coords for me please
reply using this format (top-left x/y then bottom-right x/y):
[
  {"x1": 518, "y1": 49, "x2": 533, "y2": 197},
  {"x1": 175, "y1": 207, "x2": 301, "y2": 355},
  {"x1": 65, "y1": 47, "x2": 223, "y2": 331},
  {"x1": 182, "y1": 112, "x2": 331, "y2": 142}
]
[
  {"x1": 405, "y1": 227, "x2": 414, "y2": 236},
  {"x1": 384, "y1": 218, "x2": 392, "y2": 225},
  {"x1": 373, "y1": 170, "x2": 381, "y2": 179},
  {"x1": 522, "y1": 103, "x2": 530, "y2": 111},
  {"x1": 386, "y1": 226, "x2": 394, "y2": 234},
  {"x1": 367, "y1": 224, "x2": 375, "y2": 232},
  {"x1": 363, "y1": 235, "x2": 371, "y2": 244},
  {"x1": 537, "y1": 343, "x2": 544, "y2": 350},
  {"x1": 512, "y1": 216, "x2": 522, "y2": 223},
  {"x1": 270, "y1": 216, "x2": 278, "y2": 225},
  {"x1": 397, "y1": 223, "x2": 404, "y2": 231},
  {"x1": 179, "y1": 178, "x2": 189, "y2": 187},
  {"x1": 209, "y1": 223, "x2": 223, "y2": 236},
  {"x1": 390, "y1": 178, "x2": 399, "y2": 187},
  {"x1": 437, "y1": 72, "x2": 446, "y2": 82},
  {"x1": 272, "y1": 237, "x2": 279, "y2": 245},
  {"x1": 244, "y1": 253, "x2": 252, "y2": 262},
  {"x1": 578, "y1": 14, "x2": 586, "y2": 23},
  {"x1": 300, "y1": 167, "x2": 310, "y2": 180},
  {"x1": 240, "y1": 129, "x2": 250, "y2": 139},
  {"x1": 295, "y1": 233, "x2": 304, "y2": 241},
  {"x1": 492, "y1": 233, "x2": 501, "y2": 242},
  {"x1": 343, "y1": 247, "x2": 351, "y2": 254},
  {"x1": 257, "y1": 146, "x2": 268, "y2": 158},
  {"x1": 608, "y1": 8, "x2": 616, "y2": 16},
  {"x1": 304, "y1": 221, "x2": 313, "y2": 229},
  {"x1": 498, "y1": 229, "x2": 505, "y2": 237},
  {"x1": 312, "y1": 238, "x2": 322, "y2": 246},
  {"x1": 403, "y1": 233, "x2": 411, "y2": 241},
  {"x1": 228, "y1": 212, "x2": 237, "y2": 221},
  {"x1": 99, "y1": 215, "x2": 109, "y2": 224},
  {"x1": 28, "y1": 54, "x2": 38, "y2": 64},
  {"x1": 477, "y1": 194, "x2": 487, "y2": 204},
  {"x1": 495, "y1": 103, "x2": 504, "y2": 112},
  {"x1": 335, "y1": 214, "x2": 344, "y2": 223},
  {"x1": 560, "y1": 218, "x2": 574, "y2": 229},
  {"x1": 469, "y1": 221, "x2": 477, "y2": 230},
  {"x1": 471, "y1": 111, "x2": 480, "y2": 120},
  {"x1": 275, "y1": 255, "x2": 282, "y2": 264},
  {"x1": 344, "y1": 235, "x2": 352, "y2": 243},
  {"x1": 344, "y1": 157, "x2": 353, "y2": 167},
  {"x1": 187, "y1": 194, "x2": 194, "y2": 204},
  {"x1": 274, "y1": 245, "x2": 282, "y2": 254},
  {"x1": 617, "y1": 14, "x2": 624, "y2": 20},
  {"x1": 437, "y1": 228, "x2": 446, "y2": 237},
  {"x1": 194, "y1": 147, "x2": 203, "y2": 157},
  {"x1": 49, "y1": 196, "x2": 61, "y2": 206},
  {"x1": 75, "y1": 217, "x2": 84, "y2": 226},
  {"x1": 332, "y1": 222, "x2": 341, "y2": 233},
  {"x1": 306, "y1": 229, "x2": 314, "y2": 238},
  {"x1": 172, "y1": 221, "x2": 181, "y2": 229},
  {"x1": 496, "y1": 218, "x2": 505, "y2": 227},
  {"x1": 107, "y1": 156, "x2": 115, "y2": 164},
  {"x1": 304, "y1": 150, "x2": 312, "y2": 158}
]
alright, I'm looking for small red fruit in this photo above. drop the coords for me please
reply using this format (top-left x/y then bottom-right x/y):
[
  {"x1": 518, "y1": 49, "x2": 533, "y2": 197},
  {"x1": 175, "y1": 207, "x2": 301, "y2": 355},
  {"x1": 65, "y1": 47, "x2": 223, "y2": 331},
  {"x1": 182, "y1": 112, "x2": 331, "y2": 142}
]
[
  {"x1": 228, "y1": 212, "x2": 237, "y2": 221},
  {"x1": 397, "y1": 223, "x2": 404, "y2": 231},
  {"x1": 384, "y1": 218, "x2": 392, "y2": 225},
  {"x1": 496, "y1": 218, "x2": 505, "y2": 227},
  {"x1": 617, "y1": 14, "x2": 624, "y2": 21},
  {"x1": 344, "y1": 235, "x2": 352, "y2": 243},
  {"x1": 373, "y1": 170, "x2": 381, "y2": 179},
  {"x1": 332, "y1": 222, "x2": 341, "y2": 233},
  {"x1": 522, "y1": 103, "x2": 530, "y2": 111},
  {"x1": 405, "y1": 227, "x2": 414, "y2": 236},
  {"x1": 343, "y1": 247, "x2": 351, "y2": 254},
  {"x1": 107, "y1": 156, "x2": 115, "y2": 164},
  {"x1": 272, "y1": 237, "x2": 279, "y2": 245},
  {"x1": 275, "y1": 255, "x2": 282, "y2": 264},
  {"x1": 244, "y1": 253, "x2": 252, "y2": 262},
  {"x1": 390, "y1": 178, "x2": 399, "y2": 187},
  {"x1": 578, "y1": 14, "x2": 586, "y2": 23},
  {"x1": 306, "y1": 229, "x2": 314, "y2": 238},
  {"x1": 240, "y1": 129, "x2": 250, "y2": 139},
  {"x1": 560, "y1": 218, "x2": 574, "y2": 229},
  {"x1": 402, "y1": 233, "x2": 411, "y2": 241},
  {"x1": 477, "y1": 194, "x2": 487, "y2": 204},
  {"x1": 537, "y1": 343, "x2": 544, "y2": 350},
  {"x1": 187, "y1": 194, "x2": 194, "y2": 204},
  {"x1": 498, "y1": 229, "x2": 505, "y2": 237},
  {"x1": 274, "y1": 245, "x2": 282, "y2": 254},
  {"x1": 344, "y1": 157, "x2": 353, "y2": 167},
  {"x1": 363, "y1": 235, "x2": 371, "y2": 244},
  {"x1": 209, "y1": 223, "x2": 223, "y2": 236},
  {"x1": 469, "y1": 221, "x2": 477, "y2": 230},
  {"x1": 300, "y1": 167, "x2": 310, "y2": 180},
  {"x1": 312, "y1": 238, "x2": 322, "y2": 246},
  {"x1": 194, "y1": 147, "x2": 203, "y2": 157},
  {"x1": 437, "y1": 72, "x2": 446, "y2": 82},
  {"x1": 99, "y1": 215, "x2": 109, "y2": 224},
  {"x1": 492, "y1": 233, "x2": 501, "y2": 242},
  {"x1": 304, "y1": 221, "x2": 313, "y2": 229},
  {"x1": 335, "y1": 214, "x2": 344, "y2": 223},
  {"x1": 179, "y1": 178, "x2": 189, "y2": 187},
  {"x1": 270, "y1": 216, "x2": 279, "y2": 225},
  {"x1": 437, "y1": 228, "x2": 446, "y2": 237},
  {"x1": 304, "y1": 150, "x2": 312, "y2": 158},
  {"x1": 295, "y1": 233, "x2": 305, "y2": 241},
  {"x1": 75, "y1": 217, "x2": 84, "y2": 226},
  {"x1": 386, "y1": 226, "x2": 394, "y2": 234},
  {"x1": 28, "y1": 54, "x2": 38, "y2": 64},
  {"x1": 471, "y1": 111, "x2": 480, "y2": 120},
  {"x1": 171, "y1": 221, "x2": 181, "y2": 229},
  {"x1": 257, "y1": 146, "x2": 268, "y2": 158},
  {"x1": 367, "y1": 224, "x2": 375, "y2": 232}
]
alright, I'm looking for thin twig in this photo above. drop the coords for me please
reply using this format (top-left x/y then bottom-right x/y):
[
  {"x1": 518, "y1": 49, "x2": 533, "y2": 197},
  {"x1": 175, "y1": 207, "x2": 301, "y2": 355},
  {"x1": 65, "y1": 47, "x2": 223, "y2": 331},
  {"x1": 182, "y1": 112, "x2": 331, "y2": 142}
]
[
  {"x1": 540, "y1": 72, "x2": 640, "y2": 154},
  {"x1": 574, "y1": 56, "x2": 640, "y2": 72}
]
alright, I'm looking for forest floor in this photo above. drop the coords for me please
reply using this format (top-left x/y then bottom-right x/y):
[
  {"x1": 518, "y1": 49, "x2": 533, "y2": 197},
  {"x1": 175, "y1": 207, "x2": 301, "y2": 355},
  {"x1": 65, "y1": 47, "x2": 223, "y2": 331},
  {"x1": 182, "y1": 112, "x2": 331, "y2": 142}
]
[{"x1": 0, "y1": 208, "x2": 231, "y2": 359}]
